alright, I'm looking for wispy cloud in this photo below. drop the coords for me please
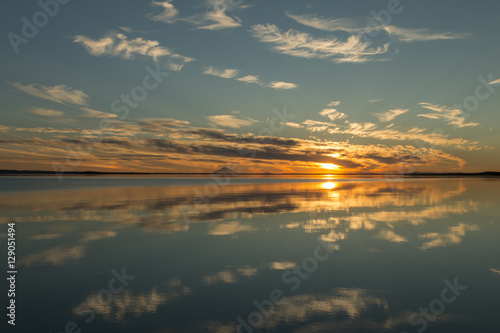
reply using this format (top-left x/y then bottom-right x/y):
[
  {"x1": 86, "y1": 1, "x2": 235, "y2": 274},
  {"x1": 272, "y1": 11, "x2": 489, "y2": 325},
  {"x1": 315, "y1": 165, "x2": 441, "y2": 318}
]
[
  {"x1": 28, "y1": 108, "x2": 74, "y2": 123},
  {"x1": 373, "y1": 108, "x2": 408, "y2": 122},
  {"x1": 204, "y1": 67, "x2": 297, "y2": 89},
  {"x1": 319, "y1": 108, "x2": 347, "y2": 121},
  {"x1": 327, "y1": 101, "x2": 341, "y2": 107},
  {"x1": 80, "y1": 107, "x2": 118, "y2": 119},
  {"x1": 489, "y1": 78, "x2": 500, "y2": 85},
  {"x1": 384, "y1": 25, "x2": 469, "y2": 42},
  {"x1": 418, "y1": 103, "x2": 479, "y2": 128},
  {"x1": 148, "y1": 0, "x2": 248, "y2": 30},
  {"x1": 74, "y1": 32, "x2": 170, "y2": 61},
  {"x1": 367, "y1": 99, "x2": 382, "y2": 103},
  {"x1": 303, "y1": 118, "x2": 480, "y2": 151},
  {"x1": 236, "y1": 75, "x2": 262, "y2": 85},
  {"x1": 186, "y1": 0, "x2": 243, "y2": 30},
  {"x1": 207, "y1": 114, "x2": 257, "y2": 128},
  {"x1": 29, "y1": 108, "x2": 64, "y2": 118},
  {"x1": 250, "y1": 24, "x2": 390, "y2": 63},
  {"x1": 147, "y1": 1, "x2": 179, "y2": 23},
  {"x1": 286, "y1": 12, "x2": 368, "y2": 33},
  {"x1": 203, "y1": 66, "x2": 240, "y2": 79},
  {"x1": 268, "y1": 81, "x2": 298, "y2": 90},
  {"x1": 287, "y1": 12, "x2": 469, "y2": 43},
  {"x1": 11, "y1": 82, "x2": 89, "y2": 106},
  {"x1": 74, "y1": 31, "x2": 194, "y2": 69}
]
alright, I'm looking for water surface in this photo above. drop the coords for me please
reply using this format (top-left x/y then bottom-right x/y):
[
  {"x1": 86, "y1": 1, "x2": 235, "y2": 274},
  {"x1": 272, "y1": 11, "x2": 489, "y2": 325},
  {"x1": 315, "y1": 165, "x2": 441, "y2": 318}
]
[{"x1": 1, "y1": 177, "x2": 498, "y2": 332}]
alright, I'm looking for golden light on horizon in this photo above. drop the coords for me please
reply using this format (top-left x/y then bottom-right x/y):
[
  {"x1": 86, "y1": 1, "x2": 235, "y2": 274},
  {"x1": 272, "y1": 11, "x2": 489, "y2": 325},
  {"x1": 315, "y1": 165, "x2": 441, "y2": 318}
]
[{"x1": 320, "y1": 163, "x2": 339, "y2": 170}]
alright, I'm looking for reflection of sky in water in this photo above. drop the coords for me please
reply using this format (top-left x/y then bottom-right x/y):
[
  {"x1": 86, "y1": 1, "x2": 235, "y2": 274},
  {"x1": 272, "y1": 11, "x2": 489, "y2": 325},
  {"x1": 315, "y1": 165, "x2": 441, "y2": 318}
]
[{"x1": 1, "y1": 178, "x2": 499, "y2": 332}]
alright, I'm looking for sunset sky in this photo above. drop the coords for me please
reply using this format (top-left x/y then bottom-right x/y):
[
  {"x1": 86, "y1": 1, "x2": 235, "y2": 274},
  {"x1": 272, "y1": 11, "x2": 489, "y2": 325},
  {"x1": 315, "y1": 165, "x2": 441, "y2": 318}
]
[{"x1": 1, "y1": 0, "x2": 499, "y2": 173}]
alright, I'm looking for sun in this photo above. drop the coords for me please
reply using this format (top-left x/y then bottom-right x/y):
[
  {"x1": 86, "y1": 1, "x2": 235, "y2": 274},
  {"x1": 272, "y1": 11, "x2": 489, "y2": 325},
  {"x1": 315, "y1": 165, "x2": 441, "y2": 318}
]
[{"x1": 320, "y1": 163, "x2": 339, "y2": 170}]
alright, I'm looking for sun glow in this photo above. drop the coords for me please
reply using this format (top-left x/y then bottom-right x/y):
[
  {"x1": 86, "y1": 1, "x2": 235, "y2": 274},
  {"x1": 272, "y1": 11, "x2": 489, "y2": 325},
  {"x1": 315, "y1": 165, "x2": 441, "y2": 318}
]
[
  {"x1": 320, "y1": 163, "x2": 339, "y2": 170},
  {"x1": 321, "y1": 182, "x2": 337, "y2": 190}
]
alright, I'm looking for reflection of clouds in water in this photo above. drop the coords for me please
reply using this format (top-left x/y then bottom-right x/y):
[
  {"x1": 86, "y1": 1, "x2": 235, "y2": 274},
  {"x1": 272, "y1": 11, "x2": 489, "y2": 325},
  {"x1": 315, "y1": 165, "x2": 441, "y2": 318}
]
[
  {"x1": 74, "y1": 279, "x2": 191, "y2": 322},
  {"x1": 74, "y1": 288, "x2": 169, "y2": 321},
  {"x1": 376, "y1": 230, "x2": 408, "y2": 243},
  {"x1": 4, "y1": 179, "x2": 481, "y2": 266},
  {"x1": 238, "y1": 266, "x2": 259, "y2": 278},
  {"x1": 0, "y1": 180, "x2": 469, "y2": 227},
  {"x1": 419, "y1": 223, "x2": 479, "y2": 250},
  {"x1": 207, "y1": 221, "x2": 255, "y2": 236},
  {"x1": 79, "y1": 231, "x2": 116, "y2": 243},
  {"x1": 20, "y1": 230, "x2": 117, "y2": 266},
  {"x1": 268, "y1": 261, "x2": 296, "y2": 270},
  {"x1": 19, "y1": 245, "x2": 86, "y2": 266},
  {"x1": 490, "y1": 268, "x2": 500, "y2": 276},
  {"x1": 203, "y1": 271, "x2": 238, "y2": 285},
  {"x1": 204, "y1": 261, "x2": 302, "y2": 285}
]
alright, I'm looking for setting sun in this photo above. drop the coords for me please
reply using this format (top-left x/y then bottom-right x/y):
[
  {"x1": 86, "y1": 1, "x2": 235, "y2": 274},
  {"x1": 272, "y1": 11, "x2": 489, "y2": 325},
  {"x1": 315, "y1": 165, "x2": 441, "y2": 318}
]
[{"x1": 320, "y1": 163, "x2": 339, "y2": 170}]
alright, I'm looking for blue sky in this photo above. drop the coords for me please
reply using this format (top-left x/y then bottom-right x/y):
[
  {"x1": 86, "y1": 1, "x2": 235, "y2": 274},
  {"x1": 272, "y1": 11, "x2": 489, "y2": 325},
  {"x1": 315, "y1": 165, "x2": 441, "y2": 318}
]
[{"x1": 1, "y1": 0, "x2": 499, "y2": 173}]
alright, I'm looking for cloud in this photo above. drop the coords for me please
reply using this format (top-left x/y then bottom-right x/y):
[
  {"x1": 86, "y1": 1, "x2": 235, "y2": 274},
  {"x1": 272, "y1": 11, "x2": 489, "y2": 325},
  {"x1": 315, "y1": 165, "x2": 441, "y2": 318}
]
[
  {"x1": 207, "y1": 114, "x2": 257, "y2": 128},
  {"x1": 268, "y1": 81, "x2": 298, "y2": 90},
  {"x1": 319, "y1": 108, "x2": 347, "y2": 121},
  {"x1": 80, "y1": 107, "x2": 118, "y2": 119},
  {"x1": 204, "y1": 67, "x2": 297, "y2": 89},
  {"x1": 147, "y1": 1, "x2": 179, "y2": 23},
  {"x1": 29, "y1": 108, "x2": 64, "y2": 117},
  {"x1": 149, "y1": 0, "x2": 248, "y2": 30},
  {"x1": 74, "y1": 32, "x2": 194, "y2": 68},
  {"x1": 29, "y1": 108, "x2": 73, "y2": 123},
  {"x1": 285, "y1": 122, "x2": 303, "y2": 128},
  {"x1": 373, "y1": 108, "x2": 408, "y2": 122},
  {"x1": 418, "y1": 103, "x2": 479, "y2": 128},
  {"x1": 287, "y1": 12, "x2": 469, "y2": 43},
  {"x1": 489, "y1": 78, "x2": 500, "y2": 85},
  {"x1": 11, "y1": 82, "x2": 89, "y2": 106},
  {"x1": 191, "y1": 0, "x2": 243, "y2": 30},
  {"x1": 0, "y1": 114, "x2": 477, "y2": 173},
  {"x1": 236, "y1": 75, "x2": 262, "y2": 85},
  {"x1": 203, "y1": 66, "x2": 239, "y2": 79},
  {"x1": 367, "y1": 99, "x2": 382, "y2": 103},
  {"x1": 384, "y1": 25, "x2": 469, "y2": 42},
  {"x1": 327, "y1": 101, "x2": 341, "y2": 107},
  {"x1": 286, "y1": 12, "x2": 369, "y2": 33},
  {"x1": 251, "y1": 24, "x2": 390, "y2": 63},
  {"x1": 303, "y1": 118, "x2": 480, "y2": 151}
]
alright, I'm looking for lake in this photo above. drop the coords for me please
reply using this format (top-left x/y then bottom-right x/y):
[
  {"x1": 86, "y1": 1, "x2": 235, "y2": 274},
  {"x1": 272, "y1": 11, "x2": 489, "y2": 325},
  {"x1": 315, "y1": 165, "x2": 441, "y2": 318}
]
[{"x1": 0, "y1": 176, "x2": 499, "y2": 332}]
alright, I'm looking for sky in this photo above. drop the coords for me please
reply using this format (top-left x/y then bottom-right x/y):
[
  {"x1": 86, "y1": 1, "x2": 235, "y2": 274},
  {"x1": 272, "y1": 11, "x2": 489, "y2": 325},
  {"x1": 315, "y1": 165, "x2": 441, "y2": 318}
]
[{"x1": 1, "y1": 0, "x2": 500, "y2": 174}]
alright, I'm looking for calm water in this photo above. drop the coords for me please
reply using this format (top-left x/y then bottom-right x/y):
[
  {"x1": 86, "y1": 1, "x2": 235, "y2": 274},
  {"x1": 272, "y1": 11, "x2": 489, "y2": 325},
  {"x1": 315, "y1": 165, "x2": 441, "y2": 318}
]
[{"x1": 1, "y1": 176, "x2": 499, "y2": 332}]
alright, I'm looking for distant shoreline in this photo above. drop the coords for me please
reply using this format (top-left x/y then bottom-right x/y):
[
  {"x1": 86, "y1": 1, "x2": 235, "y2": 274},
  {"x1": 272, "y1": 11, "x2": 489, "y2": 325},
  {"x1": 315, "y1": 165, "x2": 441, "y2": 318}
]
[{"x1": 0, "y1": 170, "x2": 499, "y2": 177}]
